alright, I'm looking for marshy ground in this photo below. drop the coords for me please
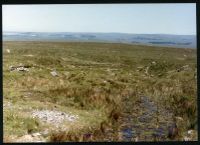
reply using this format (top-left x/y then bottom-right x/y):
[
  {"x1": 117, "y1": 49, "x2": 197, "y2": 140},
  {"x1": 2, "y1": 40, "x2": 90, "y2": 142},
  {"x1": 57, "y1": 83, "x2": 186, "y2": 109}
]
[{"x1": 3, "y1": 41, "x2": 197, "y2": 142}]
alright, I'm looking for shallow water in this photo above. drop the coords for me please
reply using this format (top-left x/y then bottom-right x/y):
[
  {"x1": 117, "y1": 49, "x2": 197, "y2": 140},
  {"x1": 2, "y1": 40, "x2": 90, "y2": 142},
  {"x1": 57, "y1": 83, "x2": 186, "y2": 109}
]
[
  {"x1": 104, "y1": 96, "x2": 174, "y2": 141},
  {"x1": 120, "y1": 96, "x2": 174, "y2": 141}
]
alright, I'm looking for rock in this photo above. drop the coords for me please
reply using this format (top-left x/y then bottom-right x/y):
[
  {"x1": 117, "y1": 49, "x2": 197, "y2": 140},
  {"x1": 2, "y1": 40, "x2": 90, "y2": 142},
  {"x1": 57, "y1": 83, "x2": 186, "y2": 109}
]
[
  {"x1": 3, "y1": 102, "x2": 12, "y2": 109},
  {"x1": 136, "y1": 66, "x2": 143, "y2": 71},
  {"x1": 17, "y1": 67, "x2": 29, "y2": 72},
  {"x1": 31, "y1": 132, "x2": 41, "y2": 137},
  {"x1": 23, "y1": 54, "x2": 34, "y2": 57},
  {"x1": 16, "y1": 134, "x2": 45, "y2": 142},
  {"x1": 41, "y1": 129, "x2": 49, "y2": 137},
  {"x1": 9, "y1": 65, "x2": 29, "y2": 72},
  {"x1": 134, "y1": 136, "x2": 139, "y2": 142},
  {"x1": 151, "y1": 61, "x2": 156, "y2": 65},
  {"x1": 184, "y1": 136, "x2": 191, "y2": 141},
  {"x1": 15, "y1": 135, "x2": 35, "y2": 142},
  {"x1": 137, "y1": 66, "x2": 143, "y2": 69},
  {"x1": 6, "y1": 49, "x2": 10, "y2": 53},
  {"x1": 175, "y1": 116, "x2": 184, "y2": 121},
  {"x1": 50, "y1": 71, "x2": 58, "y2": 77},
  {"x1": 18, "y1": 63, "x2": 23, "y2": 67},
  {"x1": 177, "y1": 65, "x2": 192, "y2": 72},
  {"x1": 145, "y1": 66, "x2": 149, "y2": 75},
  {"x1": 187, "y1": 130, "x2": 195, "y2": 135},
  {"x1": 9, "y1": 66, "x2": 16, "y2": 71},
  {"x1": 182, "y1": 65, "x2": 191, "y2": 71}
]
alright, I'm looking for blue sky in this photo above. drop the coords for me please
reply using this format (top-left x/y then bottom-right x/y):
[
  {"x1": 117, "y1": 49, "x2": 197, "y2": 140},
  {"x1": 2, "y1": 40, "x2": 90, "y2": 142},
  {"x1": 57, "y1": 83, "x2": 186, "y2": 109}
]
[{"x1": 3, "y1": 4, "x2": 196, "y2": 35}]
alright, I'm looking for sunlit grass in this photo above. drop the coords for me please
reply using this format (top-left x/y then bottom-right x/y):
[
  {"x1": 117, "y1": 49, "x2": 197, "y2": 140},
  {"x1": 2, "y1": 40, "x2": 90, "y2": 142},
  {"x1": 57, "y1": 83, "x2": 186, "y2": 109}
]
[{"x1": 3, "y1": 41, "x2": 197, "y2": 141}]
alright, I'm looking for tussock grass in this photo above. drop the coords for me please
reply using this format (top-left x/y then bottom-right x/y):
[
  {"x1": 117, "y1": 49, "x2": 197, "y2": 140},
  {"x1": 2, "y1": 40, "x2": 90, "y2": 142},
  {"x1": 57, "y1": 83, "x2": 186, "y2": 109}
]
[
  {"x1": 3, "y1": 41, "x2": 197, "y2": 141},
  {"x1": 4, "y1": 110, "x2": 41, "y2": 136}
]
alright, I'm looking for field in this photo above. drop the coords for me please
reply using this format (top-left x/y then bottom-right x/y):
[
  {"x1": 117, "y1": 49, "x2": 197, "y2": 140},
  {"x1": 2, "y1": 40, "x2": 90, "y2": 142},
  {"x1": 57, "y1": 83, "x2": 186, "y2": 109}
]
[{"x1": 3, "y1": 41, "x2": 197, "y2": 142}]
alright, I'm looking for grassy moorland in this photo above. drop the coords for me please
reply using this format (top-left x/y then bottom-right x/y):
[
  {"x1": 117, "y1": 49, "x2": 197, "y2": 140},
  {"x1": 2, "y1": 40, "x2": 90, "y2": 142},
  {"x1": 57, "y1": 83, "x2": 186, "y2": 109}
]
[{"x1": 3, "y1": 41, "x2": 197, "y2": 142}]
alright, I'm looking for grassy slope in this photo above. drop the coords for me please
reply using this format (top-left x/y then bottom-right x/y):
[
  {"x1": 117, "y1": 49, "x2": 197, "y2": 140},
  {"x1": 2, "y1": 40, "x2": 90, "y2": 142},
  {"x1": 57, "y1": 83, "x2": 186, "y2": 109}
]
[{"x1": 3, "y1": 41, "x2": 197, "y2": 141}]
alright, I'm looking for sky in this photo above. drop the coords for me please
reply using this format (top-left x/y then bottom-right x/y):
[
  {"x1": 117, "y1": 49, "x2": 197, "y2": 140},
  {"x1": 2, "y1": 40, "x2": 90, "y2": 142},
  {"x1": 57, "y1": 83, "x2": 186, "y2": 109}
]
[{"x1": 2, "y1": 4, "x2": 196, "y2": 35}]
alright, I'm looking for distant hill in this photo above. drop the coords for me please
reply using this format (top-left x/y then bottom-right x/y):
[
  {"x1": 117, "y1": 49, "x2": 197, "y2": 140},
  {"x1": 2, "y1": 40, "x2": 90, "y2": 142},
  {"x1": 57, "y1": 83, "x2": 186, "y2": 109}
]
[{"x1": 3, "y1": 32, "x2": 196, "y2": 48}]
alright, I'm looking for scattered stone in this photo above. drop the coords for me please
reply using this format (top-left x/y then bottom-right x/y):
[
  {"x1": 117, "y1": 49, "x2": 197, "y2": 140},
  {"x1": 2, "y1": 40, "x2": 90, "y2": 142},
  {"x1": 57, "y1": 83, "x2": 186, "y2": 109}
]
[
  {"x1": 9, "y1": 64, "x2": 30, "y2": 72},
  {"x1": 3, "y1": 102, "x2": 12, "y2": 109},
  {"x1": 182, "y1": 130, "x2": 197, "y2": 141},
  {"x1": 32, "y1": 110, "x2": 79, "y2": 125},
  {"x1": 182, "y1": 65, "x2": 191, "y2": 71},
  {"x1": 50, "y1": 71, "x2": 58, "y2": 77}
]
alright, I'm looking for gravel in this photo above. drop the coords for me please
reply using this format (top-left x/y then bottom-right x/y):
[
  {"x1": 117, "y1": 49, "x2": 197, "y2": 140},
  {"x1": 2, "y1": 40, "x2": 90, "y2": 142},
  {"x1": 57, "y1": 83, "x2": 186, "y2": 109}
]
[
  {"x1": 3, "y1": 102, "x2": 13, "y2": 110},
  {"x1": 32, "y1": 110, "x2": 79, "y2": 126}
]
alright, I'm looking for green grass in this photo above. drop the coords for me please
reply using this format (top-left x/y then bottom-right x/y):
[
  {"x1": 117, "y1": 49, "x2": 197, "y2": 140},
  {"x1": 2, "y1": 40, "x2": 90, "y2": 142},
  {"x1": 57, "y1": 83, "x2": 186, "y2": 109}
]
[
  {"x1": 3, "y1": 41, "x2": 197, "y2": 141},
  {"x1": 4, "y1": 109, "x2": 41, "y2": 136}
]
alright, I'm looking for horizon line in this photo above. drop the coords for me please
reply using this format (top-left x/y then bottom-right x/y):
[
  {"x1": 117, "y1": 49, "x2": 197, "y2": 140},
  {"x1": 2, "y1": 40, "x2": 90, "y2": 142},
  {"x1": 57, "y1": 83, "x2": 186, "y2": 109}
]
[{"x1": 3, "y1": 31, "x2": 196, "y2": 36}]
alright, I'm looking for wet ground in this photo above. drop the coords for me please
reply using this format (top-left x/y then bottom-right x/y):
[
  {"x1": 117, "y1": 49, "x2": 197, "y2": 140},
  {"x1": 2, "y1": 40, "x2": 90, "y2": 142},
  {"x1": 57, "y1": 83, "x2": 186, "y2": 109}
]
[{"x1": 103, "y1": 96, "x2": 175, "y2": 141}]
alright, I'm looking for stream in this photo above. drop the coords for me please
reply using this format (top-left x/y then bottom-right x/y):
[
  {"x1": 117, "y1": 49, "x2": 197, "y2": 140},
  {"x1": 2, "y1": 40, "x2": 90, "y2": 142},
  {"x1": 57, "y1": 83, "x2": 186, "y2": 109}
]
[{"x1": 103, "y1": 95, "x2": 175, "y2": 141}]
